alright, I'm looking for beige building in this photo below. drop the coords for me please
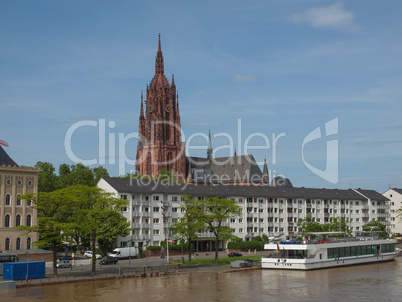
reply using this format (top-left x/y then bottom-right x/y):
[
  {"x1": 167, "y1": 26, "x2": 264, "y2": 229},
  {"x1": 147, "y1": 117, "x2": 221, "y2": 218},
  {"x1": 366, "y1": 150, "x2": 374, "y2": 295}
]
[{"x1": 0, "y1": 146, "x2": 39, "y2": 251}]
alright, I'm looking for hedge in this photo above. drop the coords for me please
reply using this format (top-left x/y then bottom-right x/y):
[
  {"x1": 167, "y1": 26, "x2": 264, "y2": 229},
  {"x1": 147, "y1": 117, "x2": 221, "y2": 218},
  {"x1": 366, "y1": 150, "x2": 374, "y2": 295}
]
[{"x1": 227, "y1": 241, "x2": 265, "y2": 250}]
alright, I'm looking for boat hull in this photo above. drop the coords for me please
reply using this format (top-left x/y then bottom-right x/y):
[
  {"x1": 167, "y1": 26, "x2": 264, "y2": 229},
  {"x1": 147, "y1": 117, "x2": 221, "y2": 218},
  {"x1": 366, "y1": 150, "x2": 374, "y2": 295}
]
[{"x1": 261, "y1": 253, "x2": 398, "y2": 270}]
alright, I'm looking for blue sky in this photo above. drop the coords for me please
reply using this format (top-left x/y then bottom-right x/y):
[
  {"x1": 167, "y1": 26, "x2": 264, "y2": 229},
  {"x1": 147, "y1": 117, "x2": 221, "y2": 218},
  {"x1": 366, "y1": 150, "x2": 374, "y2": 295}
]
[{"x1": 1, "y1": 0, "x2": 402, "y2": 192}]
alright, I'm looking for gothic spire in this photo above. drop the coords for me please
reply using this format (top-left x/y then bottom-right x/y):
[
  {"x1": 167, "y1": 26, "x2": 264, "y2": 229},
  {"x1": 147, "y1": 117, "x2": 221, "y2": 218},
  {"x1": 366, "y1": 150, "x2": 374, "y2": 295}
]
[
  {"x1": 207, "y1": 129, "x2": 213, "y2": 160},
  {"x1": 155, "y1": 33, "x2": 164, "y2": 75},
  {"x1": 262, "y1": 157, "x2": 269, "y2": 183}
]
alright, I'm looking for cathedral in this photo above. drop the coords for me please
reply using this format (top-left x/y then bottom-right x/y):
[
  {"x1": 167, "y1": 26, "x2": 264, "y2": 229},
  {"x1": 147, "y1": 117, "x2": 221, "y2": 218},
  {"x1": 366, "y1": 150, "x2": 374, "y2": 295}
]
[{"x1": 135, "y1": 35, "x2": 278, "y2": 186}]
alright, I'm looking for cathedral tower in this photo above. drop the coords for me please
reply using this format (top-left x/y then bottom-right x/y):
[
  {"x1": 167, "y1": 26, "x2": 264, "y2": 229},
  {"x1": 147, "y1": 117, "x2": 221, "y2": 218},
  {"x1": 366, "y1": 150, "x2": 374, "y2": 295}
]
[{"x1": 135, "y1": 35, "x2": 186, "y2": 180}]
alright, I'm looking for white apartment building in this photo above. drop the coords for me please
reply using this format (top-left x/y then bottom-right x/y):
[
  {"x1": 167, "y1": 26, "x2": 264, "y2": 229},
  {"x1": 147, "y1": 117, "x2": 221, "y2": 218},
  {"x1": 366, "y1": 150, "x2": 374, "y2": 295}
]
[
  {"x1": 97, "y1": 178, "x2": 391, "y2": 252},
  {"x1": 383, "y1": 188, "x2": 402, "y2": 234}
]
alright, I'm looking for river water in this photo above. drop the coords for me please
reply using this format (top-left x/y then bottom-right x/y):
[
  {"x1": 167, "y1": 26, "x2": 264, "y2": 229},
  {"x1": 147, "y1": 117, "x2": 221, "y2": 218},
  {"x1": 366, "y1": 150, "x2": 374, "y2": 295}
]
[{"x1": 6, "y1": 258, "x2": 402, "y2": 301}]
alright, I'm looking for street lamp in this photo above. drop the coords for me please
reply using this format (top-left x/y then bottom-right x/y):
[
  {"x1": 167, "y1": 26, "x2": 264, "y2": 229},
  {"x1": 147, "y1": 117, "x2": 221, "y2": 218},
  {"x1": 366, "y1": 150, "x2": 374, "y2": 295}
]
[{"x1": 161, "y1": 201, "x2": 169, "y2": 263}]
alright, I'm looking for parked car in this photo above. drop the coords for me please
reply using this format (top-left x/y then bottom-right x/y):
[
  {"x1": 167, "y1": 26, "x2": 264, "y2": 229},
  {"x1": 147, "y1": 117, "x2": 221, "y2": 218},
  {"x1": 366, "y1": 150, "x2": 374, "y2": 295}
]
[
  {"x1": 228, "y1": 252, "x2": 243, "y2": 257},
  {"x1": 84, "y1": 251, "x2": 102, "y2": 259},
  {"x1": 56, "y1": 260, "x2": 72, "y2": 268},
  {"x1": 99, "y1": 257, "x2": 119, "y2": 265}
]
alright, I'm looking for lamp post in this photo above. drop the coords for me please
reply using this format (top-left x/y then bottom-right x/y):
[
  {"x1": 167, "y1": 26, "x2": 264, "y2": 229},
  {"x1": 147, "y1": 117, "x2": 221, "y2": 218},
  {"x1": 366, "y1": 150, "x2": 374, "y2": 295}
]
[{"x1": 161, "y1": 201, "x2": 169, "y2": 263}]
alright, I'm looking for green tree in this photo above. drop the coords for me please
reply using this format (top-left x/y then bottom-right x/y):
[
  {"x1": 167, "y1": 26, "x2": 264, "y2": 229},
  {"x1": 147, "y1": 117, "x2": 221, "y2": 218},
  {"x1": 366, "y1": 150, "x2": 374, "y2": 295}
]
[
  {"x1": 363, "y1": 221, "x2": 389, "y2": 239},
  {"x1": 326, "y1": 217, "x2": 352, "y2": 236},
  {"x1": 36, "y1": 161, "x2": 58, "y2": 192},
  {"x1": 297, "y1": 216, "x2": 324, "y2": 233},
  {"x1": 171, "y1": 195, "x2": 205, "y2": 263},
  {"x1": 96, "y1": 211, "x2": 131, "y2": 254},
  {"x1": 92, "y1": 166, "x2": 109, "y2": 184},
  {"x1": 67, "y1": 185, "x2": 130, "y2": 274},
  {"x1": 18, "y1": 190, "x2": 74, "y2": 276},
  {"x1": 198, "y1": 197, "x2": 242, "y2": 265}
]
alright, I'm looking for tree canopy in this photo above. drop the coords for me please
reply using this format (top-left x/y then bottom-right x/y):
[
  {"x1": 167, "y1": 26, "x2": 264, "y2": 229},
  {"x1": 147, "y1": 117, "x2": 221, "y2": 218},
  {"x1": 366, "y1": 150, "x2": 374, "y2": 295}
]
[
  {"x1": 363, "y1": 221, "x2": 389, "y2": 239},
  {"x1": 20, "y1": 185, "x2": 130, "y2": 275},
  {"x1": 297, "y1": 217, "x2": 352, "y2": 236},
  {"x1": 171, "y1": 195, "x2": 205, "y2": 263},
  {"x1": 36, "y1": 162, "x2": 109, "y2": 192}
]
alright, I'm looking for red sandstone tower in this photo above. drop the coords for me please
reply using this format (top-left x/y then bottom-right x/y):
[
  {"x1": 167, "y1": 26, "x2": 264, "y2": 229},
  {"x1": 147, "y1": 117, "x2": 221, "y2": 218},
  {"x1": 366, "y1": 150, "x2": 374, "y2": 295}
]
[{"x1": 135, "y1": 35, "x2": 186, "y2": 181}]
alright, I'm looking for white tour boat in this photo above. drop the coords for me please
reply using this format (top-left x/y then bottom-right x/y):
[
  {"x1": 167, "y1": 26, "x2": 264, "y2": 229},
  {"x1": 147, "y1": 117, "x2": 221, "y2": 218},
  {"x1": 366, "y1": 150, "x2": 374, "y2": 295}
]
[{"x1": 261, "y1": 232, "x2": 398, "y2": 270}]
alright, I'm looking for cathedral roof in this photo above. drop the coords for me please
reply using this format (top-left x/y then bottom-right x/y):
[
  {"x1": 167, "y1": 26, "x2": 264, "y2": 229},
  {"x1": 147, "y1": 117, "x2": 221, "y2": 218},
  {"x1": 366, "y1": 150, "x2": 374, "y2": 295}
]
[
  {"x1": 187, "y1": 154, "x2": 268, "y2": 185},
  {"x1": 0, "y1": 146, "x2": 19, "y2": 167}
]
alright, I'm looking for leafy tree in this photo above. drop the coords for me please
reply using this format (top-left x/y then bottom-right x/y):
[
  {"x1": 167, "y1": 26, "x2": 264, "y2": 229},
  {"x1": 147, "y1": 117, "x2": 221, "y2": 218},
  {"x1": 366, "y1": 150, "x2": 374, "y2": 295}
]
[
  {"x1": 18, "y1": 190, "x2": 74, "y2": 276},
  {"x1": 326, "y1": 217, "x2": 352, "y2": 236},
  {"x1": 298, "y1": 217, "x2": 352, "y2": 237},
  {"x1": 58, "y1": 163, "x2": 95, "y2": 187},
  {"x1": 92, "y1": 166, "x2": 109, "y2": 184},
  {"x1": 171, "y1": 195, "x2": 205, "y2": 263},
  {"x1": 66, "y1": 185, "x2": 130, "y2": 274},
  {"x1": 96, "y1": 211, "x2": 130, "y2": 254},
  {"x1": 297, "y1": 216, "x2": 324, "y2": 233},
  {"x1": 198, "y1": 197, "x2": 242, "y2": 265},
  {"x1": 363, "y1": 221, "x2": 389, "y2": 239},
  {"x1": 36, "y1": 161, "x2": 58, "y2": 192}
]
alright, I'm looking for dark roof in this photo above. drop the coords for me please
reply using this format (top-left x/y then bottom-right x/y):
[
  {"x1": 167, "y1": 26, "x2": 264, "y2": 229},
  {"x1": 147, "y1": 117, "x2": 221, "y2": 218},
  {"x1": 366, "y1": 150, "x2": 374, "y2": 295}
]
[
  {"x1": 355, "y1": 189, "x2": 389, "y2": 201},
  {"x1": 270, "y1": 177, "x2": 293, "y2": 188},
  {"x1": 101, "y1": 177, "x2": 367, "y2": 201},
  {"x1": 391, "y1": 188, "x2": 402, "y2": 195},
  {"x1": 0, "y1": 146, "x2": 18, "y2": 166},
  {"x1": 187, "y1": 155, "x2": 267, "y2": 184}
]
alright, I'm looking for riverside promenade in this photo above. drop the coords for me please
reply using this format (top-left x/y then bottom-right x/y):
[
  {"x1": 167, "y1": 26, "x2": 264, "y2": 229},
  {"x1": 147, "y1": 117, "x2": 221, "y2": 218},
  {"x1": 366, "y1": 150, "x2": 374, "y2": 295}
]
[{"x1": 6, "y1": 251, "x2": 261, "y2": 288}]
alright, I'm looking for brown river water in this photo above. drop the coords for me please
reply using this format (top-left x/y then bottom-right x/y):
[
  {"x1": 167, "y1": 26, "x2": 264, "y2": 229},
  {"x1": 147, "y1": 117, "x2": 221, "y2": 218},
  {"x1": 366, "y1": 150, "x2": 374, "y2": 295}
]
[{"x1": 5, "y1": 258, "x2": 402, "y2": 301}]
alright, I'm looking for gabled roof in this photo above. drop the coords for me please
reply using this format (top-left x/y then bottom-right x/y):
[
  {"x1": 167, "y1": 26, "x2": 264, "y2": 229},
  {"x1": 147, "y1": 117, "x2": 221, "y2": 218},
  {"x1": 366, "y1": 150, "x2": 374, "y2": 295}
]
[
  {"x1": 187, "y1": 154, "x2": 266, "y2": 184},
  {"x1": 0, "y1": 146, "x2": 18, "y2": 167},
  {"x1": 355, "y1": 189, "x2": 389, "y2": 201},
  {"x1": 390, "y1": 188, "x2": 402, "y2": 195}
]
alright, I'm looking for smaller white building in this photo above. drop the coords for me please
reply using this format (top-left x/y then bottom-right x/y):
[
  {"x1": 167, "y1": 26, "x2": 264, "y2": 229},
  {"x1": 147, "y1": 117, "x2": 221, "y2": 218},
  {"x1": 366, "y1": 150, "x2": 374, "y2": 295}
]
[{"x1": 383, "y1": 188, "x2": 402, "y2": 235}]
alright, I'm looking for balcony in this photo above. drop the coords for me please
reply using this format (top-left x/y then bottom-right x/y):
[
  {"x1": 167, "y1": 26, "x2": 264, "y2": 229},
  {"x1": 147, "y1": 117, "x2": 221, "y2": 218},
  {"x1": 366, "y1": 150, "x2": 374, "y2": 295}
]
[{"x1": 133, "y1": 200, "x2": 149, "y2": 205}]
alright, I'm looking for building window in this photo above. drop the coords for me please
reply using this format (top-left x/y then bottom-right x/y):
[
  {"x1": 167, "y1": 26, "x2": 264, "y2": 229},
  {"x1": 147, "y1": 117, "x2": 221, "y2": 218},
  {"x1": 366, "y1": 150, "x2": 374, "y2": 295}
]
[
  {"x1": 230, "y1": 218, "x2": 236, "y2": 223},
  {"x1": 6, "y1": 179, "x2": 11, "y2": 185},
  {"x1": 5, "y1": 238, "x2": 10, "y2": 250},
  {"x1": 5, "y1": 214, "x2": 10, "y2": 228},
  {"x1": 239, "y1": 228, "x2": 243, "y2": 233},
  {"x1": 121, "y1": 195, "x2": 127, "y2": 199},
  {"x1": 28, "y1": 180, "x2": 33, "y2": 186},
  {"x1": 172, "y1": 207, "x2": 178, "y2": 212},
  {"x1": 172, "y1": 197, "x2": 178, "y2": 201},
  {"x1": 16, "y1": 214, "x2": 21, "y2": 227},
  {"x1": 153, "y1": 218, "x2": 160, "y2": 223},
  {"x1": 26, "y1": 214, "x2": 32, "y2": 227},
  {"x1": 153, "y1": 207, "x2": 160, "y2": 212},
  {"x1": 27, "y1": 237, "x2": 31, "y2": 250},
  {"x1": 153, "y1": 196, "x2": 159, "y2": 201},
  {"x1": 16, "y1": 195, "x2": 21, "y2": 206},
  {"x1": 16, "y1": 238, "x2": 21, "y2": 250},
  {"x1": 5, "y1": 194, "x2": 10, "y2": 206},
  {"x1": 153, "y1": 229, "x2": 160, "y2": 235}
]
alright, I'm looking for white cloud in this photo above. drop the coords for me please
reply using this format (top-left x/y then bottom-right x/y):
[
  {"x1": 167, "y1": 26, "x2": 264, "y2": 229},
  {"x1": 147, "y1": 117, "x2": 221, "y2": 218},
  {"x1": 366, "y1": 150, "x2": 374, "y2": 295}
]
[{"x1": 291, "y1": 2, "x2": 359, "y2": 31}]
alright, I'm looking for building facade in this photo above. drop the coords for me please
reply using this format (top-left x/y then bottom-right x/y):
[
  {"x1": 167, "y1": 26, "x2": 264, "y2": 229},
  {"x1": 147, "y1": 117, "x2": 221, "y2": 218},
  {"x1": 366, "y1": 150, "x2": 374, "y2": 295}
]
[
  {"x1": 98, "y1": 177, "x2": 391, "y2": 251},
  {"x1": 383, "y1": 188, "x2": 402, "y2": 234},
  {"x1": 0, "y1": 146, "x2": 39, "y2": 251}
]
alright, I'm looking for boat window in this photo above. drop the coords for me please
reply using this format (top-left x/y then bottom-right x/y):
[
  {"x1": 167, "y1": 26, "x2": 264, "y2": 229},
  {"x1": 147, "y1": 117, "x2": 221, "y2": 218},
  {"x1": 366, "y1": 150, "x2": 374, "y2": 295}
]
[
  {"x1": 328, "y1": 249, "x2": 334, "y2": 259},
  {"x1": 345, "y1": 247, "x2": 351, "y2": 257},
  {"x1": 350, "y1": 246, "x2": 356, "y2": 256}
]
